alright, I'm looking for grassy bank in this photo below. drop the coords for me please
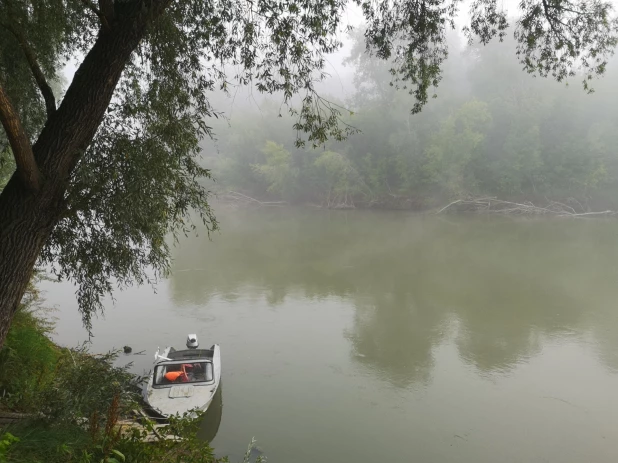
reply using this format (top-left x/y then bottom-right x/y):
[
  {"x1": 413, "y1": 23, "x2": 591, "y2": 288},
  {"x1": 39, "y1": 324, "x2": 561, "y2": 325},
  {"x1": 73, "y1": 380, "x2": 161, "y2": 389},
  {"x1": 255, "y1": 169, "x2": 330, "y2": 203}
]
[{"x1": 0, "y1": 281, "x2": 245, "y2": 463}]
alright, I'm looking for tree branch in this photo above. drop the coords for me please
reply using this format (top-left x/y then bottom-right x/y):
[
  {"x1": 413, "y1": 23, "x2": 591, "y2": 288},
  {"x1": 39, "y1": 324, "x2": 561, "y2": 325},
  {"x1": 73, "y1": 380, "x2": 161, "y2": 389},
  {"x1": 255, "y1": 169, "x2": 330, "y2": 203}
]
[
  {"x1": 0, "y1": 22, "x2": 56, "y2": 118},
  {"x1": 0, "y1": 85, "x2": 41, "y2": 191},
  {"x1": 99, "y1": 0, "x2": 115, "y2": 24},
  {"x1": 32, "y1": 3, "x2": 161, "y2": 178},
  {"x1": 541, "y1": 0, "x2": 561, "y2": 35},
  {"x1": 80, "y1": 0, "x2": 111, "y2": 30}
]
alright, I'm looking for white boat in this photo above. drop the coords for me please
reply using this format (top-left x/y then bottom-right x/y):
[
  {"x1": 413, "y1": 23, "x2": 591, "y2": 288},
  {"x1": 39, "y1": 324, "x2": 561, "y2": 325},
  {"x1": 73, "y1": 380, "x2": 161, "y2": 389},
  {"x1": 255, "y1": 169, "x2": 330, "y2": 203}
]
[{"x1": 143, "y1": 334, "x2": 221, "y2": 418}]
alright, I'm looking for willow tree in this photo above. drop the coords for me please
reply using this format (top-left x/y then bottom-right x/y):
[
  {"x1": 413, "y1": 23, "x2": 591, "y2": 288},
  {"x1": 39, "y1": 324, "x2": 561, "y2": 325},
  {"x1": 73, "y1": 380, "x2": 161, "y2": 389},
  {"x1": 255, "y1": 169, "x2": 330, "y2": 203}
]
[{"x1": 0, "y1": 0, "x2": 616, "y2": 346}]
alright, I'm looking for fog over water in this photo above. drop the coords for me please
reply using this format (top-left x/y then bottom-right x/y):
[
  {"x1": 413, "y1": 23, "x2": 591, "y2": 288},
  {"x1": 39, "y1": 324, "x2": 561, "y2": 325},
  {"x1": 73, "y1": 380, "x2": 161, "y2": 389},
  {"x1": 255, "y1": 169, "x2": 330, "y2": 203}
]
[{"x1": 45, "y1": 208, "x2": 618, "y2": 463}]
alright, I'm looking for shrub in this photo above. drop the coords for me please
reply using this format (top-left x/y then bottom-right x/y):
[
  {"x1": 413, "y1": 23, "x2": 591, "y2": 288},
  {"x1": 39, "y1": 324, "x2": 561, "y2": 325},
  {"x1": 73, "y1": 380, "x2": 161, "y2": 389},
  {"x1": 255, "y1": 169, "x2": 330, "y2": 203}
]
[{"x1": 0, "y1": 280, "x2": 59, "y2": 412}]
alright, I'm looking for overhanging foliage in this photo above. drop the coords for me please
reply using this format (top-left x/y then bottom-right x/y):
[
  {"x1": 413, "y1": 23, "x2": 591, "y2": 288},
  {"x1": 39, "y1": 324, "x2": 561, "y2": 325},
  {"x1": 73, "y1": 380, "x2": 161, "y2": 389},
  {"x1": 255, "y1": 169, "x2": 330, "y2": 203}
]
[{"x1": 0, "y1": 0, "x2": 617, "y2": 332}]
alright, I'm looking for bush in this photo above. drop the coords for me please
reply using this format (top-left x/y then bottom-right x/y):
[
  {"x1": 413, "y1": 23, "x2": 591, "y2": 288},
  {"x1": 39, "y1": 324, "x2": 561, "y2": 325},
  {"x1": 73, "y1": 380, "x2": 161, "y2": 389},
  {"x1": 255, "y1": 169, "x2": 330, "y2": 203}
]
[
  {"x1": 39, "y1": 346, "x2": 138, "y2": 426},
  {"x1": 0, "y1": 282, "x2": 59, "y2": 411}
]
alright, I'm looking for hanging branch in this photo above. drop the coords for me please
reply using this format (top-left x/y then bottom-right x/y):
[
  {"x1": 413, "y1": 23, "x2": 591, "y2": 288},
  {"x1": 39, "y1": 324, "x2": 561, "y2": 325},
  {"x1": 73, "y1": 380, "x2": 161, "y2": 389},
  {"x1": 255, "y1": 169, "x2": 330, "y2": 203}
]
[{"x1": 0, "y1": 85, "x2": 41, "y2": 191}]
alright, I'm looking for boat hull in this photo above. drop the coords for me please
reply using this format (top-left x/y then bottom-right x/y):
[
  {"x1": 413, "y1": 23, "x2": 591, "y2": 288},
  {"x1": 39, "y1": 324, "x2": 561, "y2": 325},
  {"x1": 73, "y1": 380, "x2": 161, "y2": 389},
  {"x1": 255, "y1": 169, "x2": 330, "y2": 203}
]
[{"x1": 143, "y1": 344, "x2": 221, "y2": 418}]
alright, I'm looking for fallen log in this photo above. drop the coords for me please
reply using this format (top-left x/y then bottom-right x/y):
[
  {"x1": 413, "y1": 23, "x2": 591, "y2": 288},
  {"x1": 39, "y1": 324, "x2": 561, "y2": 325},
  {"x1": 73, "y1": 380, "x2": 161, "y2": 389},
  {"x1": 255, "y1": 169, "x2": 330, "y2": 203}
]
[
  {"x1": 436, "y1": 197, "x2": 618, "y2": 217},
  {"x1": 222, "y1": 191, "x2": 288, "y2": 206},
  {"x1": 0, "y1": 412, "x2": 31, "y2": 425}
]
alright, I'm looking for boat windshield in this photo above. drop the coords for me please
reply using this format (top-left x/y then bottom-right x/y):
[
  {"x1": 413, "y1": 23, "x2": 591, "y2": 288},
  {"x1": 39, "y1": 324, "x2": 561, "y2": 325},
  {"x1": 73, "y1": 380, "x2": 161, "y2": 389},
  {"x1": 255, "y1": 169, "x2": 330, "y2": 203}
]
[{"x1": 153, "y1": 361, "x2": 213, "y2": 385}]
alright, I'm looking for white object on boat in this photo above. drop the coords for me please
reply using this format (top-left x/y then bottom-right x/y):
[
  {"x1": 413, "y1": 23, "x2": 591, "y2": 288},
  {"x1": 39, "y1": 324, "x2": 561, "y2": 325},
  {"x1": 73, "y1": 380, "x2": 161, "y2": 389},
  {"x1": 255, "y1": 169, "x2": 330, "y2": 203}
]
[
  {"x1": 154, "y1": 347, "x2": 171, "y2": 361},
  {"x1": 186, "y1": 334, "x2": 199, "y2": 349},
  {"x1": 143, "y1": 336, "x2": 221, "y2": 418}
]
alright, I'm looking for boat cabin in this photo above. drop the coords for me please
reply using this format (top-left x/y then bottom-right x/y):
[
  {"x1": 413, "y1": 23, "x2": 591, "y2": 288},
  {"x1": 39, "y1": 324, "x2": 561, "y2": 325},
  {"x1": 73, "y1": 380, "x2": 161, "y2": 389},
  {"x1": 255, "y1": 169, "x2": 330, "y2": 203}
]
[{"x1": 152, "y1": 348, "x2": 215, "y2": 387}]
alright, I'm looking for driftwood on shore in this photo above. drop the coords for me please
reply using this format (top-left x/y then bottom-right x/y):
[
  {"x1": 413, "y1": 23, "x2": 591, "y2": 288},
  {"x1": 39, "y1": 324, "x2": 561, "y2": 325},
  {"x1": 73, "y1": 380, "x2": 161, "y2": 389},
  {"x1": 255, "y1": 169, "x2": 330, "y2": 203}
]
[
  {"x1": 436, "y1": 197, "x2": 618, "y2": 218},
  {"x1": 220, "y1": 191, "x2": 288, "y2": 207}
]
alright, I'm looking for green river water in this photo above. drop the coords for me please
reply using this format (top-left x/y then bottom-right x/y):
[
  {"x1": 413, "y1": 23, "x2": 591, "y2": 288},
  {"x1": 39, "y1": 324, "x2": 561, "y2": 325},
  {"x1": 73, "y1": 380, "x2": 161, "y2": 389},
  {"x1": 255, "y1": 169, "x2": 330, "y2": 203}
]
[{"x1": 43, "y1": 207, "x2": 618, "y2": 462}]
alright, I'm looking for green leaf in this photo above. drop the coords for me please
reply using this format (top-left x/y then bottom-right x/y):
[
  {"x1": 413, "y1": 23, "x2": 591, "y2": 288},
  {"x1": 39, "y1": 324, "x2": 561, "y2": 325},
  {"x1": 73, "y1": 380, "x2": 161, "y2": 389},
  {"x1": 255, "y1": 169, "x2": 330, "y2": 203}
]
[{"x1": 111, "y1": 449, "x2": 126, "y2": 462}]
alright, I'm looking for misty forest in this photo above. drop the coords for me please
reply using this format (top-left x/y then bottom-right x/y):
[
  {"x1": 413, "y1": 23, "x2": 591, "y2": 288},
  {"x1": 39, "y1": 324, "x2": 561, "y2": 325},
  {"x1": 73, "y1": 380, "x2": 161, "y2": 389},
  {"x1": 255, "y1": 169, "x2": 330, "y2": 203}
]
[{"x1": 205, "y1": 29, "x2": 618, "y2": 212}]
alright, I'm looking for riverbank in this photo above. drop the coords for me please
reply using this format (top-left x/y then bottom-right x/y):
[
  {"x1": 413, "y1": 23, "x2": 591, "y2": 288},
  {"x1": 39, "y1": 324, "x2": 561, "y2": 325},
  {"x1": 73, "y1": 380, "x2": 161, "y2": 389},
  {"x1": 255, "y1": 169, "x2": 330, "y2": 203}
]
[
  {"x1": 215, "y1": 192, "x2": 618, "y2": 217},
  {"x1": 0, "y1": 280, "x2": 230, "y2": 463}
]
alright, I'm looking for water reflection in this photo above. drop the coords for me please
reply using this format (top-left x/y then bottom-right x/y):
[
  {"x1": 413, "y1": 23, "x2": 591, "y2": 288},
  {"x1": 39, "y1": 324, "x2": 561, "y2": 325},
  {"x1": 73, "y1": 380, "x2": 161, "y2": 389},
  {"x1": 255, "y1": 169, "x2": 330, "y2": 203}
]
[
  {"x1": 197, "y1": 385, "x2": 223, "y2": 443},
  {"x1": 170, "y1": 208, "x2": 618, "y2": 385},
  {"x1": 346, "y1": 294, "x2": 447, "y2": 388}
]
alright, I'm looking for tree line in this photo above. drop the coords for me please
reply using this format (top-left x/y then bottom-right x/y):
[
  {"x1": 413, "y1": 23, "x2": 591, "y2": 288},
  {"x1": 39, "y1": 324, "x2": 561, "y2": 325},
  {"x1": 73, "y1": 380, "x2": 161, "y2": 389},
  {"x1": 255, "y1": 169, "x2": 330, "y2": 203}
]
[{"x1": 204, "y1": 30, "x2": 618, "y2": 210}]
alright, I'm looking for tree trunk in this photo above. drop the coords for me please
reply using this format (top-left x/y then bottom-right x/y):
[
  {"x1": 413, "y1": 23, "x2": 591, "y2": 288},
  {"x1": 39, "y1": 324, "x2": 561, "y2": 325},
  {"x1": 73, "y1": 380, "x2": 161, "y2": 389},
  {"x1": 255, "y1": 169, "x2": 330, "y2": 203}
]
[
  {"x1": 0, "y1": 176, "x2": 64, "y2": 345},
  {"x1": 0, "y1": 6, "x2": 160, "y2": 347}
]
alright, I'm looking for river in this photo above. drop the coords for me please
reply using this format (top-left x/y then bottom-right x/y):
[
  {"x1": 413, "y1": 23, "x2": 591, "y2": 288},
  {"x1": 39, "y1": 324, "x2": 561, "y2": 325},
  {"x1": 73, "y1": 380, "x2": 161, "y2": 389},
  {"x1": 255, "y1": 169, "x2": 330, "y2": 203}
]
[{"x1": 41, "y1": 207, "x2": 618, "y2": 462}]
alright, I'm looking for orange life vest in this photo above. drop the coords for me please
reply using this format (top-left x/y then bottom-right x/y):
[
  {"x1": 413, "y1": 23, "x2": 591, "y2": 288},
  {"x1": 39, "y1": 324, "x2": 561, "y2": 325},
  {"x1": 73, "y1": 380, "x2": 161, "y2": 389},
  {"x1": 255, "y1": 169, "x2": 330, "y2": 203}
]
[{"x1": 165, "y1": 371, "x2": 183, "y2": 381}]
